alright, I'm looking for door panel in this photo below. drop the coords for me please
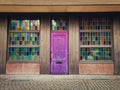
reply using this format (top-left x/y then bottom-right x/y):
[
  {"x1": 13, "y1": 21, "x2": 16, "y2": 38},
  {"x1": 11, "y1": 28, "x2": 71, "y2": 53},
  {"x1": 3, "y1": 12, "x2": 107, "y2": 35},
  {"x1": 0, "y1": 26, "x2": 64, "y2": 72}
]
[{"x1": 51, "y1": 32, "x2": 68, "y2": 74}]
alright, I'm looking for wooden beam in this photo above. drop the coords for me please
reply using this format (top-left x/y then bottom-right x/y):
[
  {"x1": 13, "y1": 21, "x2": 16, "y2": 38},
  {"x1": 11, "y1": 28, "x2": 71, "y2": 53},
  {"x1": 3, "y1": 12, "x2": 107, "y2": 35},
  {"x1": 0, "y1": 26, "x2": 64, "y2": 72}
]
[
  {"x1": 46, "y1": 17, "x2": 50, "y2": 74},
  {"x1": 69, "y1": 16, "x2": 79, "y2": 74},
  {"x1": 0, "y1": 0, "x2": 120, "y2": 5},
  {"x1": 40, "y1": 16, "x2": 50, "y2": 74},
  {"x1": 113, "y1": 17, "x2": 119, "y2": 74},
  {"x1": 0, "y1": 17, "x2": 7, "y2": 74},
  {"x1": 0, "y1": 5, "x2": 120, "y2": 12}
]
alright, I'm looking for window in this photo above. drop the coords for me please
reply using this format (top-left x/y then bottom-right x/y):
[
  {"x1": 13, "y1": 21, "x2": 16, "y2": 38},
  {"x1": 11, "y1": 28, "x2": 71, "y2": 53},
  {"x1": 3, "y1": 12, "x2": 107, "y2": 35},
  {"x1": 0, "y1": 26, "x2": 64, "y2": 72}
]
[
  {"x1": 51, "y1": 17, "x2": 68, "y2": 31},
  {"x1": 8, "y1": 19, "x2": 40, "y2": 61},
  {"x1": 79, "y1": 17, "x2": 112, "y2": 61}
]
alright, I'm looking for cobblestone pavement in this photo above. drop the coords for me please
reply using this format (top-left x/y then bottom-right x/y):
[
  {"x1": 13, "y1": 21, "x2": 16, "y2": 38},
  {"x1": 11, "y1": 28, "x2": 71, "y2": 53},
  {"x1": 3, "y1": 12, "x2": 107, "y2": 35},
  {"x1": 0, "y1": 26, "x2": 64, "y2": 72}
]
[{"x1": 0, "y1": 75, "x2": 120, "y2": 90}]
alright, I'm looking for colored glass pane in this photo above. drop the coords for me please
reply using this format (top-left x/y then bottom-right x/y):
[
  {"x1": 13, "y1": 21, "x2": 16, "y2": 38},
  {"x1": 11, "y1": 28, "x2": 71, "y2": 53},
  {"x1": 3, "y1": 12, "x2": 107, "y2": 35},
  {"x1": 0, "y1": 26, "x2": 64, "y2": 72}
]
[
  {"x1": 8, "y1": 47, "x2": 39, "y2": 61},
  {"x1": 10, "y1": 20, "x2": 40, "y2": 30},
  {"x1": 51, "y1": 17, "x2": 68, "y2": 30},
  {"x1": 9, "y1": 32, "x2": 40, "y2": 45},
  {"x1": 79, "y1": 17, "x2": 112, "y2": 30},
  {"x1": 80, "y1": 32, "x2": 111, "y2": 45},
  {"x1": 80, "y1": 47, "x2": 111, "y2": 60}
]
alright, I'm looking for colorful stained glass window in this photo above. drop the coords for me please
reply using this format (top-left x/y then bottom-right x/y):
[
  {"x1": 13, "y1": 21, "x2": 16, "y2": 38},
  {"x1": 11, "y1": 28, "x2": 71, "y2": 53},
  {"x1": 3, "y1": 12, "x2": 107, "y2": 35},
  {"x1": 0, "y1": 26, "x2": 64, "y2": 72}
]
[
  {"x1": 9, "y1": 47, "x2": 39, "y2": 61},
  {"x1": 80, "y1": 17, "x2": 112, "y2": 30},
  {"x1": 80, "y1": 47, "x2": 111, "y2": 60},
  {"x1": 10, "y1": 20, "x2": 40, "y2": 30},
  {"x1": 8, "y1": 19, "x2": 40, "y2": 61},
  {"x1": 80, "y1": 17, "x2": 112, "y2": 61},
  {"x1": 51, "y1": 17, "x2": 68, "y2": 30},
  {"x1": 80, "y1": 32, "x2": 111, "y2": 45},
  {"x1": 8, "y1": 32, "x2": 40, "y2": 45}
]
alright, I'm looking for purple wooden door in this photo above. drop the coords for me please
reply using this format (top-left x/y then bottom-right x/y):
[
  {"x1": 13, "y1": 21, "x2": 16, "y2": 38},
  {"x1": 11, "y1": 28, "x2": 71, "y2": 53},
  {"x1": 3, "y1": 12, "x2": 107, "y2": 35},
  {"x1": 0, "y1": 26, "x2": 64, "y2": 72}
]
[{"x1": 51, "y1": 32, "x2": 68, "y2": 74}]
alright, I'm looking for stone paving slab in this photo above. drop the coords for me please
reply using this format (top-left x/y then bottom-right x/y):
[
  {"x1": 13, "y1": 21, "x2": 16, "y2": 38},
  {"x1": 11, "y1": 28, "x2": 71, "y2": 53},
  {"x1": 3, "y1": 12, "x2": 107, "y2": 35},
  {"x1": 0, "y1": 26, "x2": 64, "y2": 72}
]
[{"x1": 0, "y1": 75, "x2": 120, "y2": 90}]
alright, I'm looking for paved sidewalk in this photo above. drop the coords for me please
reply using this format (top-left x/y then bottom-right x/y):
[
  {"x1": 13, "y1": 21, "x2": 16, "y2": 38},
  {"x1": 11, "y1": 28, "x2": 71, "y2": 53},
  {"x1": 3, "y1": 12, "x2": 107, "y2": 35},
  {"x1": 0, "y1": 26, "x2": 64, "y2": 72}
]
[{"x1": 0, "y1": 75, "x2": 120, "y2": 90}]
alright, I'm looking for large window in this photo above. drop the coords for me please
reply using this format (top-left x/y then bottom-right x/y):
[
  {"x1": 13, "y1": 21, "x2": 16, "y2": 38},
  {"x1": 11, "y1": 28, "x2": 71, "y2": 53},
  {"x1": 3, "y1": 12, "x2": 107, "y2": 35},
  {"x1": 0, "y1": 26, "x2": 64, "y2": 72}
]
[
  {"x1": 8, "y1": 19, "x2": 40, "y2": 61},
  {"x1": 79, "y1": 17, "x2": 112, "y2": 61}
]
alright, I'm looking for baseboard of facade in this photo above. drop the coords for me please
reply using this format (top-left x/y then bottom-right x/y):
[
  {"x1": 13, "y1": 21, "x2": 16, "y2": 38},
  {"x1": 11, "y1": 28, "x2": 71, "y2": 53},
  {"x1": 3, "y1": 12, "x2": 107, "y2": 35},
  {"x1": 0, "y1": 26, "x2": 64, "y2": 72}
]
[
  {"x1": 6, "y1": 63, "x2": 114, "y2": 75},
  {"x1": 79, "y1": 64, "x2": 114, "y2": 75},
  {"x1": 6, "y1": 63, "x2": 40, "y2": 75}
]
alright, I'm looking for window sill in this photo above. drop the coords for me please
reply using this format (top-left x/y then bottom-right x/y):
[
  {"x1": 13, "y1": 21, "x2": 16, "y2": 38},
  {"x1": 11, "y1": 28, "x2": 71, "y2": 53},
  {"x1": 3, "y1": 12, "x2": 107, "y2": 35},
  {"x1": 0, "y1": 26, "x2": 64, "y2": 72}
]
[{"x1": 79, "y1": 60, "x2": 113, "y2": 64}]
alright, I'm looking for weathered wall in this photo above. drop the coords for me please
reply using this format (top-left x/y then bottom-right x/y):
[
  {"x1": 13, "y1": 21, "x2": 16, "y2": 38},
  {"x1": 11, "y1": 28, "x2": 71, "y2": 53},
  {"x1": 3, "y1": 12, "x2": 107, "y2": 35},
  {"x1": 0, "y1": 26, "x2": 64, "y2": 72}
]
[
  {"x1": 0, "y1": 17, "x2": 7, "y2": 74},
  {"x1": 6, "y1": 63, "x2": 40, "y2": 74},
  {"x1": 0, "y1": 0, "x2": 119, "y2": 12},
  {"x1": 79, "y1": 64, "x2": 114, "y2": 75},
  {"x1": 0, "y1": 0, "x2": 119, "y2": 5},
  {"x1": 0, "y1": 6, "x2": 120, "y2": 12},
  {"x1": 69, "y1": 16, "x2": 79, "y2": 74},
  {"x1": 40, "y1": 16, "x2": 50, "y2": 74},
  {"x1": 113, "y1": 17, "x2": 120, "y2": 75}
]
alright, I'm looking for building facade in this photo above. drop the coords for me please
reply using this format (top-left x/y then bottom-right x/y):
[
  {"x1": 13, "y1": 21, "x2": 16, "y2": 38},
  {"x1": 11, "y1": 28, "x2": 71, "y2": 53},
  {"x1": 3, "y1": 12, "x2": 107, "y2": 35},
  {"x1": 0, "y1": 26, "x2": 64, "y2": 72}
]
[{"x1": 0, "y1": 0, "x2": 120, "y2": 75}]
